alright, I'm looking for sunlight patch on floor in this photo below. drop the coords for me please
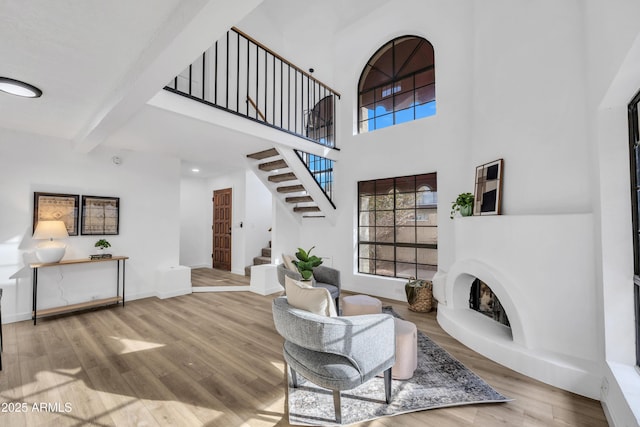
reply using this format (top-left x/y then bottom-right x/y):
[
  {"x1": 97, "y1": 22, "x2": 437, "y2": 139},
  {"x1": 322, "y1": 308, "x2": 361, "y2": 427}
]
[{"x1": 108, "y1": 336, "x2": 165, "y2": 355}]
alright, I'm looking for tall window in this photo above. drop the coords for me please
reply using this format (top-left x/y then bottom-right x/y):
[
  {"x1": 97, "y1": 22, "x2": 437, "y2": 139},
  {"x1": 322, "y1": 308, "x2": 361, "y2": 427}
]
[
  {"x1": 358, "y1": 36, "x2": 435, "y2": 133},
  {"x1": 358, "y1": 173, "x2": 437, "y2": 279},
  {"x1": 628, "y1": 89, "x2": 640, "y2": 367}
]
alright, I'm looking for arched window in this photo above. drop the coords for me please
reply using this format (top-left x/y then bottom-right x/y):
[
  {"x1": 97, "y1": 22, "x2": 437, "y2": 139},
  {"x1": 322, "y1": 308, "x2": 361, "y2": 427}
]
[{"x1": 358, "y1": 36, "x2": 435, "y2": 133}]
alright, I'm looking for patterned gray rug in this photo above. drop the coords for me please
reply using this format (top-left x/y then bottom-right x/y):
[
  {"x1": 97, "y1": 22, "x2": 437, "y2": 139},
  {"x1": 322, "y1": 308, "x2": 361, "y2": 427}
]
[{"x1": 287, "y1": 308, "x2": 511, "y2": 426}]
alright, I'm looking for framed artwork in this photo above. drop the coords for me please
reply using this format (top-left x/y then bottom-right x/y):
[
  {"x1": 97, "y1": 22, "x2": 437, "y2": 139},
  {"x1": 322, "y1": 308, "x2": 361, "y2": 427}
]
[
  {"x1": 81, "y1": 195, "x2": 120, "y2": 235},
  {"x1": 474, "y1": 159, "x2": 504, "y2": 216},
  {"x1": 33, "y1": 192, "x2": 79, "y2": 236}
]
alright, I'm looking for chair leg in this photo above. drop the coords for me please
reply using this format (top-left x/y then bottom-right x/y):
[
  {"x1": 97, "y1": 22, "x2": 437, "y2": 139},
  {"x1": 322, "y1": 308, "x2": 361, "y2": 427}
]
[
  {"x1": 332, "y1": 390, "x2": 342, "y2": 424},
  {"x1": 335, "y1": 297, "x2": 340, "y2": 314},
  {"x1": 384, "y1": 367, "x2": 392, "y2": 403},
  {"x1": 289, "y1": 366, "x2": 298, "y2": 388}
]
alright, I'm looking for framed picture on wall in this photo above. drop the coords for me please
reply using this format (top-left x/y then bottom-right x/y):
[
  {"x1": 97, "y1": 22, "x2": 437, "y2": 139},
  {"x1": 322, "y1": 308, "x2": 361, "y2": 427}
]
[
  {"x1": 33, "y1": 192, "x2": 80, "y2": 236},
  {"x1": 81, "y1": 195, "x2": 120, "y2": 235},
  {"x1": 474, "y1": 159, "x2": 504, "y2": 216}
]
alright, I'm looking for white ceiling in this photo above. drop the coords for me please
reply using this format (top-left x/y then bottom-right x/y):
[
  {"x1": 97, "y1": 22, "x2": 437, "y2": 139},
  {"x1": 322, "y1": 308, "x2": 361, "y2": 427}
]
[{"x1": 0, "y1": 0, "x2": 383, "y2": 178}]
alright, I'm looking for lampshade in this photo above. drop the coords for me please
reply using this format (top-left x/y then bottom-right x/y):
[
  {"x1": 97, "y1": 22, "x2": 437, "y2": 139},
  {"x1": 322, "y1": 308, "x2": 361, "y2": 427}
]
[
  {"x1": 33, "y1": 221, "x2": 68, "y2": 263},
  {"x1": 33, "y1": 220, "x2": 69, "y2": 240}
]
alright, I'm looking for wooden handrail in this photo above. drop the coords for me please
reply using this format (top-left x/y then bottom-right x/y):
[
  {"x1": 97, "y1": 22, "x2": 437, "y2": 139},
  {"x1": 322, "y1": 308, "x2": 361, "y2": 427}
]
[
  {"x1": 232, "y1": 26, "x2": 341, "y2": 98},
  {"x1": 247, "y1": 96, "x2": 266, "y2": 122}
]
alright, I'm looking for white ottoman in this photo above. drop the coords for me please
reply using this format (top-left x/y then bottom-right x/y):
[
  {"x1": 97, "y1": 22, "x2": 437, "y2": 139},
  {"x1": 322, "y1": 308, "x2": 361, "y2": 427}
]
[
  {"x1": 342, "y1": 294, "x2": 382, "y2": 316},
  {"x1": 392, "y1": 318, "x2": 418, "y2": 380}
]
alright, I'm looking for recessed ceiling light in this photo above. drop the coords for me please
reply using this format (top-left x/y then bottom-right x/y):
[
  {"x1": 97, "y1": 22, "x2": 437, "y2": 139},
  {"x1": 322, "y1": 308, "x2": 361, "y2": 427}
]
[
  {"x1": 0, "y1": 77, "x2": 43, "y2": 98},
  {"x1": 191, "y1": 168, "x2": 200, "y2": 173}
]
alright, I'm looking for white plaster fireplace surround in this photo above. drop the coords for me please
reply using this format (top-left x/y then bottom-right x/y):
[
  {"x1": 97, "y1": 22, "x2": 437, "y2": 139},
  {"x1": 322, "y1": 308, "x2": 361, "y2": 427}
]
[{"x1": 433, "y1": 213, "x2": 603, "y2": 399}]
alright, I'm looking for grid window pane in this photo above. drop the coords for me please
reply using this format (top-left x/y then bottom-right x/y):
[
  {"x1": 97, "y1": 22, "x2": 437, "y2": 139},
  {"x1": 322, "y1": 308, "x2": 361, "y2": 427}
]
[
  {"x1": 358, "y1": 36, "x2": 435, "y2": 134},
  {"x1": 416, "y1": 101, "x2": 436, "y2": 118},
  {"x1": 376, "y1": 194, "x2": 394, "y2": 210},
  {"x1": 396, "y1": 263, "x2": 417, "y2": 279},
  {"x1": 417, "y1": 264, "x2": 437, "y2": 277},
  {"x1": 358, "y1": 172, "x2": 437, "y2": 280},
  {"x1": 396, "y1": 193, "x2": 416, "y2": 209},
  {"x1": 394, "y1": 90, "x2": 414, "y2": 112},
  {"x1": 360, "y1": 244, "x2": 375, "y2": 258},
  {"x1": 359, "y1": 211, "x2": 375, "y2": 227},
  {"x1": 376, "y1": 245, "x2": 394, "y2": 261},
  {"x1": 396, "y1": 226, "x2": 416, "y2": 243},
  {"x1": 417, "y1": 248, "x2": 438, "y2": 265},
  {"x1": 394, "y1": 108, "x2": 414, "y2": 124},
  {"x1": 375, "y1": 260, "x2": 395, "y2": 277},
  {"x1": 416, "y1": 208, "x2": 437, "y2": 225},
  {"x1": 359, "y1": 258, "x2": 374, "y2": 274},
  {"x1": 396, "y1": 208, "x2": 416, "y2": 226},
  {"x1": 397, "y1": 247, "x2": 416, "y2": 263},
  {"x1": 359, "y1": 226, "x2": 372, "y2": 241},
  {"x1": 376, "y1": 113, "x2": 394, "y2": 129},
  {"x1": 359, "y1": 195, "x2": 374, "y2": 211},
  {"x1": 376, "y1": 227, "x2": 394, "y2": 243},
  {"x1": 417, "y1": 226, "x2": 438, "y2": 244},
  {"x1": 376, "y1": 211, "x2": 394, "y2": 226}
]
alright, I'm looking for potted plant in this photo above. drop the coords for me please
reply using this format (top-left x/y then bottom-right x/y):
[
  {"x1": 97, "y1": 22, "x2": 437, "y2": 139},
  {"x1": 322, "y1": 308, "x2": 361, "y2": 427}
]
[
  {"x1": 95, "y1": 239, "x2": 111, "y2": 253},
  {"x1": 450, "y1": 192, "x2": 474, "y2": 219},
  {"x1": 292, "y1": 246, "x2": 323, "y2": 280}
]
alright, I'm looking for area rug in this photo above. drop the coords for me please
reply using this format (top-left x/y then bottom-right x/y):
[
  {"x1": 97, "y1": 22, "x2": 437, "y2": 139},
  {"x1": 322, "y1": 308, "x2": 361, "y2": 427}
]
[{"x1": 287, "y1": 308, "x2": 511, "y2": 426}]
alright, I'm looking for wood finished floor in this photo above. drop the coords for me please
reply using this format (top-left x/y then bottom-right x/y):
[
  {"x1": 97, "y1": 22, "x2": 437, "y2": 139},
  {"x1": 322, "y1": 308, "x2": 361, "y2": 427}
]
[
  {"x1": 191, "y1": 268, "x2": 250, "y2": 287},
  {"x1": 0, "y1": 270, "x2": 607, "y2": 426}
]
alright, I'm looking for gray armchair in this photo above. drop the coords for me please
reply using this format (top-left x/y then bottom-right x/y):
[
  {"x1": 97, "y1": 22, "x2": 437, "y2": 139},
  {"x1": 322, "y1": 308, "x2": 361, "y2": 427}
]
[
  {"x1": 277, "y1": 263, "x2": 341, "y2": 311},
  {"x1": 272, "y1": 296, "x2": 395, "y2": 424}
]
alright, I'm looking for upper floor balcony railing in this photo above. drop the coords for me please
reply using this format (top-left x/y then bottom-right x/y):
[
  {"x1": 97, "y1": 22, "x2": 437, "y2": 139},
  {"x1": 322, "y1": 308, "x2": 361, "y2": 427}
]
[{"x1": 165, "y1": 27, "x2": 340, "y2": 148}]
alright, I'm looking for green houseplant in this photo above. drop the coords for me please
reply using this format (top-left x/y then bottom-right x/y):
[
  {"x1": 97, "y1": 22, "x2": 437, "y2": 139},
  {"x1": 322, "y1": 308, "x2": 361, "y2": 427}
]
[
  {"x1": 292, "y1": 246, "x2": 323, "y2": 280},
  {"x1": 95, "y1": 239, "x2": 111, "y2": 250},
  {"x1": 450, "y1": 192, "x2": 474, "y2": 219}
]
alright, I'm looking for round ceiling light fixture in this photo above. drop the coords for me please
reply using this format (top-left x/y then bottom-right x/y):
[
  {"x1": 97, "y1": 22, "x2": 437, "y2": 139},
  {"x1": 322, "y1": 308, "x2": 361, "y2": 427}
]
[{"x1": 0, "y1": 77, "x2": 43, "y2": 98}]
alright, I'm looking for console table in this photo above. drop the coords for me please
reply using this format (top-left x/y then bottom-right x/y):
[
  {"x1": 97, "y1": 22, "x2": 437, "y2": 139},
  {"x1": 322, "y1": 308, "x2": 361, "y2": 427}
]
[{"x1": 30, "y1": 256, "x2": 128, "y2": 325}]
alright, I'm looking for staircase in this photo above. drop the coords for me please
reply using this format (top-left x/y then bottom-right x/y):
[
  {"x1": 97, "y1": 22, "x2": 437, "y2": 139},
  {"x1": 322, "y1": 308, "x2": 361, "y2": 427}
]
[
  {"x1": 247, "y1": 147, "x2": 335, "y2": 221},
  {"x1": 244, "y1": 244, "x2": 272, "y2": 277}
]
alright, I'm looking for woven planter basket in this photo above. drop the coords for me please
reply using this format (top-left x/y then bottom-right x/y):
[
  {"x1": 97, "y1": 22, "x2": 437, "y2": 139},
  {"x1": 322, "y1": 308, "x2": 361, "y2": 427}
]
[{"x1": 405, "y1": 278, "x2": 434, "y2": 313}]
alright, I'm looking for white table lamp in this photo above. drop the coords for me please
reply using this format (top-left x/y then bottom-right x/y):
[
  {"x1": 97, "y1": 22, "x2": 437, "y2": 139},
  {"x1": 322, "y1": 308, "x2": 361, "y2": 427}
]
[{"x1": 33, "y1": 220, "x2": 69, "y2": 263}]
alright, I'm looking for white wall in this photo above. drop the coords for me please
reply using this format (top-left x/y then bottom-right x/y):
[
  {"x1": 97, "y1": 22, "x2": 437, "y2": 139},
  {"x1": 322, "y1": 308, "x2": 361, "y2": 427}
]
[
  {"x1": 180, "y1": 176, "x2": 211, "y2": 267},
  {"x1": 0, "y1": 130, "x2": 182, "y2": 323},
  {"x1": 586, "y1": 0, "x2": 640, "y2": 424},
  {"x1": 243, "y1": 170, "x2": 272, "y2": 262}
]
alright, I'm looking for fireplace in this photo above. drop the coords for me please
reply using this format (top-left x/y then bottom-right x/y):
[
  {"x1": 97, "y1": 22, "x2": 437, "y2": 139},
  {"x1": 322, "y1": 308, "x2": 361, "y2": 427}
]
[
  {"x1": 469, "y1": 278, "x2": 510, "y2": 327},
  {"x1": 434, "y1": 214, "x2": 602, "y2": 400}
]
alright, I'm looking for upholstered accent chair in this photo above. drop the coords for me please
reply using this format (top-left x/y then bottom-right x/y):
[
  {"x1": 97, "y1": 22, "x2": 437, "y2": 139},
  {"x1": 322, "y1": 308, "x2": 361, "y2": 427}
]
[
  {"x1": 272, "y1": 296, "x2": 395, "y2": 424},
  {"x1": 277, "y1": 263, "x2": 341, "y2": 311}
]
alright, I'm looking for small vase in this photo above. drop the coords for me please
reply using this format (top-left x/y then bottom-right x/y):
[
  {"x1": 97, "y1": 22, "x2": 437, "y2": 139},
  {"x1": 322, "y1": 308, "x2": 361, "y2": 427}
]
[{"x1": 460, "y1": 205, "x2": 473, "y2": 217}]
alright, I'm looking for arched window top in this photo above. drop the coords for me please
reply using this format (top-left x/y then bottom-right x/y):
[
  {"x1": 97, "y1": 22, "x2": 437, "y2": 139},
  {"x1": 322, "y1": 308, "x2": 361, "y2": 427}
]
[{"x1": 358, "y1": 36, "x2": 435, "y2": 133}]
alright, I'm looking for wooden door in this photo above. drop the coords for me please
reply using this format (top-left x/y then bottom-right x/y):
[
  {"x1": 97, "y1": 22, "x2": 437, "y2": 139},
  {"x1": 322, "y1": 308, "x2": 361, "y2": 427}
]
[{"x1": 213, "y1": 188, "x2": 232, "y2": 271}]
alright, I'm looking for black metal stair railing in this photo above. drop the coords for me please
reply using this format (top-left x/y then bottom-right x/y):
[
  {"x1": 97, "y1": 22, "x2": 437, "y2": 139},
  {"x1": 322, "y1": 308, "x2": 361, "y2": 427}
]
[
  {"x1": 165, "y1": 27, "x2": 340, "y2": 149},
  {"x1": 295, "y1": 150, "x2": 335, "y2": 207}
]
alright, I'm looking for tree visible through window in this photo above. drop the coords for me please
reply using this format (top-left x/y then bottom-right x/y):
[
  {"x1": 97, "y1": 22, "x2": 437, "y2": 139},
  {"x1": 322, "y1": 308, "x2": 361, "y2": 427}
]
[
  {"x1": 358, "y1": 36, "x2": 435, "y2": 133},
  {"x1": 358, "y1": 173, "x2": 437, "y2": 279}
]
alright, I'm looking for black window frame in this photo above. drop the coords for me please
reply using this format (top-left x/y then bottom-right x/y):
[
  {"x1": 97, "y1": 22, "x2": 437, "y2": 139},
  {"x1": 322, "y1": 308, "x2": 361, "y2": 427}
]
[
  {"x1": 357, "y1": 36, "x2": 436, "y2": 133},
  {"x1": 627, "y1": 88, "x2": 640, "y2": 367},
  {"x1": 357, "y1": 173, "x2": 437, "y2": 279}
]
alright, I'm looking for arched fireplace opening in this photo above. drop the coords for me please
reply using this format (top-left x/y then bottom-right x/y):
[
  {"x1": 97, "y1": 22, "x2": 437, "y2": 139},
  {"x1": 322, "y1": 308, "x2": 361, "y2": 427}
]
[{"x1": 469, "y1": 278, "x2": 510, "y2": 328}]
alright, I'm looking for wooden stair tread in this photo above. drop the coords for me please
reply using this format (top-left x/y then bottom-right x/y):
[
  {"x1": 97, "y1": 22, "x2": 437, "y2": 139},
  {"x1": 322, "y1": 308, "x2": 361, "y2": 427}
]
[
  {"x1": 286, "y1": 195, "x2": 313, "y2": 203},
  {"x1": 268, "y1": 172, "x2": 297, "y2": 182},
  {"x1": 293, "y1": 206, "x2": 321, "y2": 213},
  {"x1": 277, "y1": 185, "x2": 305, "y2": 193},
  {"x1": 259, "y1": 159, "x2": 287, "y2": 171},
  {"x1": 247, "y1": 148, "x2": 278, "y2": 160}
]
